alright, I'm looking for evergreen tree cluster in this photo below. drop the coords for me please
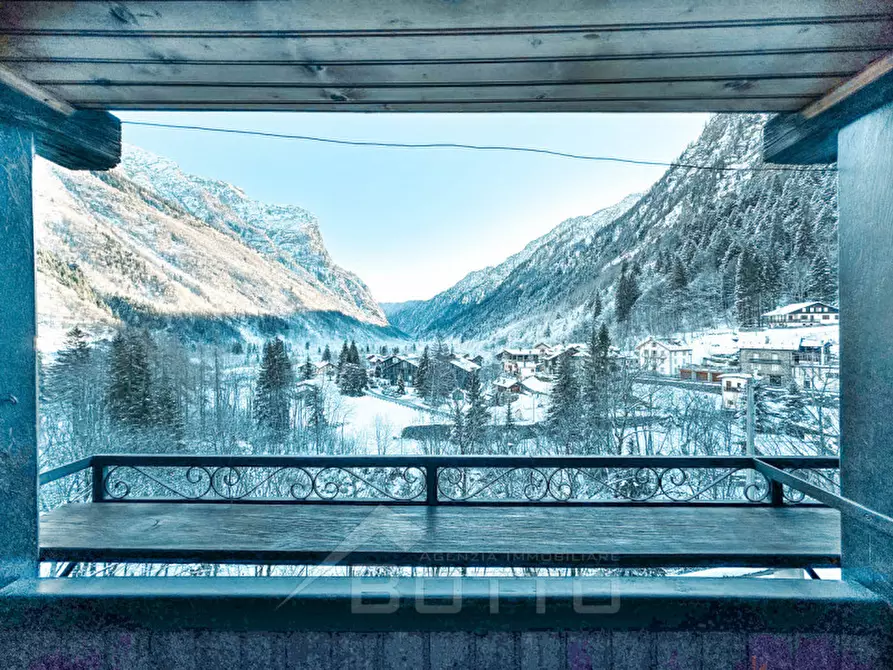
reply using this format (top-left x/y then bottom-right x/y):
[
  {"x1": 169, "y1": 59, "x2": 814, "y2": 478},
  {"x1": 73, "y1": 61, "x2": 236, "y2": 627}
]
[
  {"x1": 254, "y1": 337, "x2": 294, "y2": 434},
  {"x1": 337, "y1": 339, "x2": 368, "y2": 396}
]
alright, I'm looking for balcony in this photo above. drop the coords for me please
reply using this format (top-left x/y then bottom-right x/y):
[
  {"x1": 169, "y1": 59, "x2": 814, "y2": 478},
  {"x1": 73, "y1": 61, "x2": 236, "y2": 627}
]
[{"x1": 39, "y1": 454, "x2": 843, "y2": 571}]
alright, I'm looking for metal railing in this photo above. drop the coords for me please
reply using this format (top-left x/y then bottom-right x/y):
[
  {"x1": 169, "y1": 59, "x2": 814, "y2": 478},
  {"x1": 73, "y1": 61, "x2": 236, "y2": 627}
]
[{"x1": 39, "y1": 454, "x2": 839, "y2": 507}]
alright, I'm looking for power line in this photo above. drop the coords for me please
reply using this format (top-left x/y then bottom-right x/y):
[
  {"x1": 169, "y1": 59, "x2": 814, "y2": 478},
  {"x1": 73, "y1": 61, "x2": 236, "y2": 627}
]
[{"x1": 120, "y1": 120, "x2": 836, "y2": 173}]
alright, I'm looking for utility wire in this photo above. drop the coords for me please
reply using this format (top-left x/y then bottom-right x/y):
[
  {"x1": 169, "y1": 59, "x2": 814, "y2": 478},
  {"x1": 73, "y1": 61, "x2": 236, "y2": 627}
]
[{"x1": 121, "y1": 120, "x2": 836, "y2": 173}]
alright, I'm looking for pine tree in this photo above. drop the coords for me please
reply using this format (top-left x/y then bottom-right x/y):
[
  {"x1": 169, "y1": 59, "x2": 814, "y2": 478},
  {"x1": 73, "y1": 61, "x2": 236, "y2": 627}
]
[
  {"x1": 301, "y1": 355, "x2": 314, "y2": 380},
  {"x1": 807, "y1": 253, "x2": 835, "y2": 303},
  {"x1": 416, "y1": 346, "x2": 431, "y2": 394},
  {"x1": 396, "y1": 376, "x2": 406, "y2": 395},
  {"x1": 254, "y1": 337, "x2": 294, "y2": 434},
  {"x1": 463, "y1": 371, "x2": 490, "y2": 450},
  {"x1": 107, "y1": 329, "x2": 153, "y2": 427},
  {"x1": 321, "y1": 344, "x2": 332, "y2": 362},
  {"x1": 337, "y1": 341, "x2": 349, "y2": 376},
  {"x1": 592, "y1": 292, "x2": 602, "y2": 320},
  {"x1": 735, "y1": 248, "x2": 762, "y2": 327},
  {"x1": 782, "y1": 382, "x2": 807, "y2": 438},
  {"x1": 670, "y1": 257, "x2": 688, "y2": 291},
  {"x1": 615, "y1": 262, "x2": 641, "y2": 323},
  {"x1": 548, "y1": 353, "x2": 580, "y2": 441},
  {"x1": 348, "y1": 340, "x2": 361, "y2": 365},
  {"x1": 48, "y1": 326, "x2": 96, "y2": 448},
  {"x1": 504, "y1": 392, "x2": 515, "y2": 427}
]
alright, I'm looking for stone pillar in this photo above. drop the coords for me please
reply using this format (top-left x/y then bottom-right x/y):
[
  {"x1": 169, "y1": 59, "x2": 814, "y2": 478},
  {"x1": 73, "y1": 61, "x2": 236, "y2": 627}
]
[
  {"x1": 838, "y1": 101, "x2": 893, "y2": 597},
  {"x1": 0, "y1": 124, "x2": 38, "y2": 584}
]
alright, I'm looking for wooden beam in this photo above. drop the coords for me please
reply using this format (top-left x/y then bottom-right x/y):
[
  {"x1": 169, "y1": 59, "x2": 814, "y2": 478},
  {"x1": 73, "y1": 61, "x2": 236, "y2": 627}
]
[
  {"x1": 764, "y1": 52, "x2": 893, "y2": 164},
  {"x1": 0, "y1": 125, "x2": 38, "y2": 586},
  {"x1": 0, "y1": 78, "x2": 119, "y2": 170}
]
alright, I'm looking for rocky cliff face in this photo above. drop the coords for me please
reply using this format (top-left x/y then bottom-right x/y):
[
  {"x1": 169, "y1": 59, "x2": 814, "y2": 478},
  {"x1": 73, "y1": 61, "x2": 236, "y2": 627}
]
[{"x1": 34, "y1": 145, "x2": 393, "y2": 350}]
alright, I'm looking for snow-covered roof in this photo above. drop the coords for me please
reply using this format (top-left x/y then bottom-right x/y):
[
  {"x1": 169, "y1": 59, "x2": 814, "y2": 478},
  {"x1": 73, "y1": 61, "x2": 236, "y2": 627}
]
[
  {"x1": 762, "y1": 301, "x2": 837, "y2": 317},
  {"x1": 494, "y1": 377, "x2": 520, "y2": 389},
  {"x1": 449, "y1": 357, "x2": 481, "y2": 373},
  {"x1": 738, "y1": 331, "x2": 829, "y2": 351},
  {"x1": 520, "y1": 377, "x2": 552, "y2": 395},
  {"x1": 635, "y1": 336, "x2": 692, "y2": 352},
  {"x1": 500, "y1": 349, "x2": 542, "y2": 357}
]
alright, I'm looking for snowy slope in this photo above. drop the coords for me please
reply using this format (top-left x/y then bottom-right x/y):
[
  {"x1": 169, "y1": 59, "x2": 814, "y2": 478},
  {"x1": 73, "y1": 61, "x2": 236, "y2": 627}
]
[
  {"x1": 388, "y1": 193, "x2": 641, "y2": 337},
  {"x1": 388, "y1": 114, "x2": 837, "y2": 348},
  {"x1": 34, "y1": 147, "x2": 394, "y2": 350}
]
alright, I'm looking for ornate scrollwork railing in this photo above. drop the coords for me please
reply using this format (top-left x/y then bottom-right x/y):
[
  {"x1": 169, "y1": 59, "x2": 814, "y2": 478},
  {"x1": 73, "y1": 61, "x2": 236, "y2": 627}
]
[
  {"x1": 61, "y1": 454, "x2": 839, "y2": 506},
  {"x1": 101, "y1": 464, "x2": 427, "y2": 503},
  {"x1": 436, "y1": 466, "x2": 771, "y2": 503}
]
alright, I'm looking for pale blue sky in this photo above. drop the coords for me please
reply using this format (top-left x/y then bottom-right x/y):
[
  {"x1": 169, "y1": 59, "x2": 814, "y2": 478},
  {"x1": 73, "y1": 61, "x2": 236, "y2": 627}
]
[{"x1": 117, "y1": 112, "x2": 710, "y2": 303}]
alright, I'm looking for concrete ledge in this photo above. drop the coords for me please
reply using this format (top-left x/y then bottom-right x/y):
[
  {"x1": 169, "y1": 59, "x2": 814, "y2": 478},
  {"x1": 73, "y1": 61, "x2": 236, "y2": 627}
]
[{"x1": 0, "y1": 576, "x2": 889, "y2": 634}]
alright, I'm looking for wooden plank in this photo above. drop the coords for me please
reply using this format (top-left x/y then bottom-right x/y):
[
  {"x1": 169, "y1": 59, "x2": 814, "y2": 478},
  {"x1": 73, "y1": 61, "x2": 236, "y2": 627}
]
[
  {"x1": 76, "y1": 99, "x2": 809, "y2": 112},
  {"x1": 39, "y1": 76, "x2": 845, "y2": 107},
  {"x1": 4, "y1": 22, "x2": 891, "y2": 66},
  {"x1": 430, "y1": 632, "x2": 475, "y2": 669},
  {"x1": 0, "y1": 124, "x2": 37, "y2": 587},
  {"x1": 3, "y1": 1, "x2": 891, "y2": 33},
  {"x1": 38, "y1": 503, "x2": 842, "y2": 568},
  {"x1": 0, "y1": 81, "x2": 119, "y2": 169},
  {"x1": 764, "y1": 59, "x2": 893, "y2": 164},
  {"x1": 6, "y1": 50, "x2": 887, "y2": 86}
]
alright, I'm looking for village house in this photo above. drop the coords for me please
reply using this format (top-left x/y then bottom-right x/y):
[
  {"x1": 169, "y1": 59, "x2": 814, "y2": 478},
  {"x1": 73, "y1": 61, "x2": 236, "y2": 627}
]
[
  {"x1": 738, "y1": 332, "x2": 831, "y2": 387},
  {"x1": 313, "y1": 361, "x2": 334, "y2": 378},
  {"x1": 537, "y1": 344, "x2": 584, "y2": 376},
  {"x1": 446, "y1": 354, "x2": 481, "y2": 389},
  {"x1": 379, "y1": 354, "x2": 419, "y2": 385},
  {"x1": 498, "y1": 348, "x2": 546, "y2": 376},
  {"x1": 719, "y1": 373, "x2": 752, "y2": 410},
  {"x1": 762, "y1": 301, "x2": 839, "y2": 327},
  {"x1": 635, "y1": 337, "x2": 693, "y2": 376},
  {"x1": 793, "y1": 363, "x2": 841, "y2": 394}
]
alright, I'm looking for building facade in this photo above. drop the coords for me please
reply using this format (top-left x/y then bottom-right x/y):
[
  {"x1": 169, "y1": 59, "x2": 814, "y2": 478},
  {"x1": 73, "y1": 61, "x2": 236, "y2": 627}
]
[
  {"x1": 762, "y1": 301, "x2": 839, "y2": 327},
  {"x1": 635, "y1": 337, "x2": 693, "y2": 376}
]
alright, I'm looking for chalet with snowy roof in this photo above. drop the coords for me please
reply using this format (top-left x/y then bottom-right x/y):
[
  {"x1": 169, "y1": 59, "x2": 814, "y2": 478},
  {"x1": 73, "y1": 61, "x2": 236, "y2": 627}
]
[
  {"x1": 498, "y1": 348, "x2": 545, "y2": 376},
  {"x1": 762, "y1": 301, "x2": 839, "y2": 327},
  {"x1": 379, "y1": 355, "x2": 419, "y2": 385},
  {"x1": 313, "y1": 361, "x2": 334, "y2": 378},
  {"x1": 537, "y1": 344, "x2": 585, "y2": 376},
  {"x1": 447, "y1": 354, "x2": 481, "y2": 389},
  {"x1": 738, "y1": 332, "x2": 831, "y2": 387},
  {"x1": 635, "y1": 337, "x2": 693, "y2": 377}
]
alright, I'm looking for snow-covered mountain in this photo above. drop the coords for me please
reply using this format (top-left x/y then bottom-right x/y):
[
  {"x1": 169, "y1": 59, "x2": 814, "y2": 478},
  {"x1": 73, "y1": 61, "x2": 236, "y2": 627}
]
[
  {"x1": 386, "y1": 193, "x2": 641, "y2": 336},
  {"x1": 388, "y1": 114, "x2": 837, "y2": 347},
  {"x1": 34, "y1": 145, "x2": 396, "y2": 350}
]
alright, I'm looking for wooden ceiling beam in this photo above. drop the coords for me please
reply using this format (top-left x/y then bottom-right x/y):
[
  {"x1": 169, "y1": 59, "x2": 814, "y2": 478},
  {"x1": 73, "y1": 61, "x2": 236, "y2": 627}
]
[
  {"x1": 764, "y1": 52, "x2": 893, "y2": 164},
  {"x1": 0, "y1": 67, "x2": 120, "y2": 170}
]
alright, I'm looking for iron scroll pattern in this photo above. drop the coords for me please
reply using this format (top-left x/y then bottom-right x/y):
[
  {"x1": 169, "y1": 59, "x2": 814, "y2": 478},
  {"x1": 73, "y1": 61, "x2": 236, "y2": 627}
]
[
  {"x1": 436, "y1": 466, "x2": 774, "y2": 503},
  {"x1": 781, "y1": 468, "x2": 841, "y2": 503},
  {"x1": 101, "y1": 465, "x2": 427, "y2": 503}
]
